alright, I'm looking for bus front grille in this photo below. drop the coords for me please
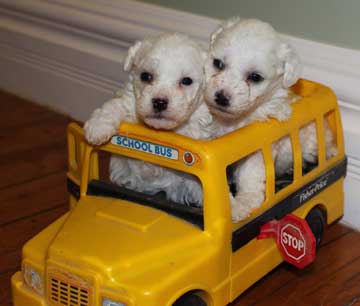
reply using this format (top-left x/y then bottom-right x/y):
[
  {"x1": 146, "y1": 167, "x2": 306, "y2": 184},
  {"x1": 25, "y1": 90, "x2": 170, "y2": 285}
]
[{"x1": 49, "y1": 275, "x2": 91, "y2": 306}]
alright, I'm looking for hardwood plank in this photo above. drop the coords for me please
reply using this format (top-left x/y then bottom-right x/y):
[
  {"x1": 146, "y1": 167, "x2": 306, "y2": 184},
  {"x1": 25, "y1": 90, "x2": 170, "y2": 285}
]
[
  {"x1": 0, "y1": 115, "x2": 70, "y2": 157},
  {"x1": 0, "y1": 250, "x2": 21, "y2": 274},
  {"x1": 0, "y1": 142, "x2": 67, "y2": 189},
  {"x1": 0, "y1": 270, "x2": 15, "y2": 306},
  {"x1": 252, "y1": 258, "x2": 360, "y2": 306},
  {"x1": 0, "y1": 251, "x2": 21, "y2": 306},
  {"x1": 303, "y1": 257, "x2": 360, "y2": 306},
  {"x1": 0, "y1": 91, "x2": 71, "y2": 131},
  {"x1": 0, "y1": 172, "x2": 68, "y2": 226},
  {"x1": 0, "y1": 205, "x2": 67, "y2": 255},
  {"x1": 322, "y1": 222, "x2": 353, "y2": 246}
]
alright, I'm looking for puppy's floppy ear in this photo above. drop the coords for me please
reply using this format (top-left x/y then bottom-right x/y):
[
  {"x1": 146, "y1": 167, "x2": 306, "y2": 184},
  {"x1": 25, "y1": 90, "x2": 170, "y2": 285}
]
[
  {"x1": 277, "y1": 42, "x2": 302, "y2": 88},
  {"x1": 210, "y1": 16, "x2": 241, "y2": 45},
  {"x1": 124, "y1": 40, "x2": 143, "y2": 72}
]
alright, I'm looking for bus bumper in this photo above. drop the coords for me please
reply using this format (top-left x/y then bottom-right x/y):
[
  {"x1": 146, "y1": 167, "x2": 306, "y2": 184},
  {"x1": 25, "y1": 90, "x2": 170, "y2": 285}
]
[{"x1": 12, "y1": 271, "x2": 46, "y2": 306}]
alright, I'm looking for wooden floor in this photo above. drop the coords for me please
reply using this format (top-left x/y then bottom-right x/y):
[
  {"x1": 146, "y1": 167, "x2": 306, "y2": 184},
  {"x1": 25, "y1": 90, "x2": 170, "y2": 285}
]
[{"x1": 0, "y1": 91, "x2": 359, "y2": 306}]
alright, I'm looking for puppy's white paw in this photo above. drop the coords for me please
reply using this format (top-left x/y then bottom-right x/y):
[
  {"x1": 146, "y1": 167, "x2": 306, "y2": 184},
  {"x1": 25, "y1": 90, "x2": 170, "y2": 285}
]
[
  {"x1": 84, "y1": 118, "x2": 117, "y2": 145},
  {"x1": 168, "y1": 179, "x2": 203, "y2": 206},
  {"x1": 182, "y1": 187, "x2": 203, "y2": 206},
  {"x1": 183, "y1": 179, "x2": 203, "y2": 206},
  {"x1": 230, "y1": 191, "x2": 264, "y2": 222},
  {"x1": 231, "y1": 202, "x2": 252, "y2": 222}
]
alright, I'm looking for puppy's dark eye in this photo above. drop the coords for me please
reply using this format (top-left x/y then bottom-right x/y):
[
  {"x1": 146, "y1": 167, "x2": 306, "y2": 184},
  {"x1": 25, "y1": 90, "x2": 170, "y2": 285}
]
[
  {"x1": 140, "y1": 72, "x2": 153, "y2": 83},
  {"x1": 247, "y1": 72, "x2": 264, "y2": 83},
  {"x1": 213, "y1": 58, "x2": 225, "y2": 70},
  {"x1": 180, "y1": 77, "x2": 193, "y2": 86}
]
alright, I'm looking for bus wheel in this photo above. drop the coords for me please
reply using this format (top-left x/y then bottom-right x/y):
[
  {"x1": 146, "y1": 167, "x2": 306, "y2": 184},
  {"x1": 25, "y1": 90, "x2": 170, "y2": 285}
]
[
  {"x1": 173, "y1": 293, "x2": 207, "y2": 306},
  {"x1": 306, "y1": 207, "x2": 325, "y2": 249}
]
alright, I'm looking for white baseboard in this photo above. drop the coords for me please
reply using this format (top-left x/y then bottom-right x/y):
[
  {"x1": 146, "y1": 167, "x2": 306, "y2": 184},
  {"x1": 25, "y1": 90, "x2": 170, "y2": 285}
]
[{"x1": 0, "y1": 0, "x2": 359, "y2": 229}]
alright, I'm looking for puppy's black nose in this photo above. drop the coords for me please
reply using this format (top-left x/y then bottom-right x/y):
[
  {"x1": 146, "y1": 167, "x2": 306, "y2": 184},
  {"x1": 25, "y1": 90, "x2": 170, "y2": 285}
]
[
  {"x1": 215, "y1": 90, "x2": 230, "y2": 107},
  {"x1": 152, "y1": 98, "x2": 168, "y2": 113}
]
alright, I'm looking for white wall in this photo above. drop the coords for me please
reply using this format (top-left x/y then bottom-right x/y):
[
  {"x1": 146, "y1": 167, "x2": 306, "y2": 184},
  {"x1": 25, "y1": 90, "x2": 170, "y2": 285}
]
[{"x1": 0, "y1": 0, "x2": 359, "y2": 229}]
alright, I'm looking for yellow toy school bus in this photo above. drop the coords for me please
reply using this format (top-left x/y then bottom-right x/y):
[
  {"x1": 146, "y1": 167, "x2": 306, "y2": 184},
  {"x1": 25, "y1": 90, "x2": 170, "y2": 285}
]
[{"x1": 12, "y1": 79, "x2": 346, "y2": 306}]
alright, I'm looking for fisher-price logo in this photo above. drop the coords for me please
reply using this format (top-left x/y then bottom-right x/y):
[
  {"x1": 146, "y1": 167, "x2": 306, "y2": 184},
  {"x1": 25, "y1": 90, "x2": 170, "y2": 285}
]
[
  {"x1": 111, "y1": 135, "x2": 179, "y2": 160},
  {"x1": 299, "y1": 177, "x2": 328, "y2": 204}
]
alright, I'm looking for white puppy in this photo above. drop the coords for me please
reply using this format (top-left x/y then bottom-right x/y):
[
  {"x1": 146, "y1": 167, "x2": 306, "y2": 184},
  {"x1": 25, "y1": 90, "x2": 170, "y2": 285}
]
[
  {"x1": 205, "y1": 18, "x2": 337, "y2": 221},
  {"x1": 84, "y1": 33, "x2": 213, "y2": 205}
]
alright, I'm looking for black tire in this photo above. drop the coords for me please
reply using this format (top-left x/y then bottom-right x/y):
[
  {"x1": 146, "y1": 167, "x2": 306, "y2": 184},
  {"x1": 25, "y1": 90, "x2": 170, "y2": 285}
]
[
  {"x1": 306, "y1": 207, "x2": 326, "y2": 249},
  {"x1": 173, "y1": 293, "x2": 207, "y2": 306}
]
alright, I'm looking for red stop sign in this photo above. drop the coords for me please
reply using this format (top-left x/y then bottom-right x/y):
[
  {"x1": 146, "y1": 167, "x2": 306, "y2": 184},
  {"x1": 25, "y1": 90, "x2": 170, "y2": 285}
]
[{"x1": 258, "y1": 214, "x2": 316, "y2": 269}]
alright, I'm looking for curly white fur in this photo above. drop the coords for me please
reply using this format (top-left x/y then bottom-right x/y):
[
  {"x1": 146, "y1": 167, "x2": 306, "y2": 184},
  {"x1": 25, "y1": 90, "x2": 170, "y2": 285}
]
[
  {"x1": 84, "y1": 33, "x2": 214, "y2": 205},
  {"x1": 206, "y1": 18, "x2": 337, "y2": 221}
]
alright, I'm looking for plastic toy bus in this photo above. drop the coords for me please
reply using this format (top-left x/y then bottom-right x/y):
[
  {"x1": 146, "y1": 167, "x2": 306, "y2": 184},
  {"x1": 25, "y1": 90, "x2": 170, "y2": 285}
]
[{"x1": 12, "y1": 79, "x2": 346, "y2": 306}]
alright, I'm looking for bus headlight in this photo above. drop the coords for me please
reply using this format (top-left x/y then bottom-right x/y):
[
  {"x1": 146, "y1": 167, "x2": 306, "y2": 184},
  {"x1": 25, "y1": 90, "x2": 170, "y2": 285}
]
[
  {"x1": 23, "y1": 263, "x2": 44, "y2": 295},
  {"x1": 102, "y1": 298, "x2": 126, "y2": 306}
]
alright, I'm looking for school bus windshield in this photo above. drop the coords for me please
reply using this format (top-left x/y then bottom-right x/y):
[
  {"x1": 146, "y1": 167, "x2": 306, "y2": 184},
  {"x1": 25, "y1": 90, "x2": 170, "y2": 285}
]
[{"x1": 87, "y1": 149, "x2": 205, "y2": 228}]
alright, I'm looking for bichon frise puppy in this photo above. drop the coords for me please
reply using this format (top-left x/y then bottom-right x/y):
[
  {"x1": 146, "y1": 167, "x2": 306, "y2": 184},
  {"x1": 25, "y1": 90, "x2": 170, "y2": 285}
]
[
  {"x1": 205, "y1": 18, "x2": 337, "y2": 221},
  {"x1": 84, "y1": 33, "x2": 214, "y2": 205}
]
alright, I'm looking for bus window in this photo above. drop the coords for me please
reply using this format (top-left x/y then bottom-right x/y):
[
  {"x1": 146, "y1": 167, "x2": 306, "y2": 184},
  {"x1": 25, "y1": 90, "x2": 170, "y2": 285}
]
[
  {"x1": 272, "y1": 135, "x2": 294, "y2": 192},
  {"x1": 324, "y1": 110, "x2": 338, "y2": 160},
  {"x1": 227, "y1": 150, "x2": 266, "y2": 219},
  {"x1": 300, "y1": 121, "x2": 319, "y2": 175}
]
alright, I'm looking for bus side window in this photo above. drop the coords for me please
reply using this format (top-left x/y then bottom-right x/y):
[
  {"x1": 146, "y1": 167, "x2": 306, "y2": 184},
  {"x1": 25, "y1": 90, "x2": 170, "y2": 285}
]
[
  {"x1": 272, "y1": 135, "x2": 294, "y2": 192},
  {"x1": 300, "y1": 121, "x2": 319, "y2": 175},
  {"x1": 324, "y1": 110, "x2": 338, "y2": 160},
  {"x1": 227, "y1": 150, "x2": 266, "y2": 221}
]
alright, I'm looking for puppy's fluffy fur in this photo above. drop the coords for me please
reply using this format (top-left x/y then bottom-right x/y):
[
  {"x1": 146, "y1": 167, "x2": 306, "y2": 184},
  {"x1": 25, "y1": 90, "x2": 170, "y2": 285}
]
[
  {"x1": 205, "y1": 18, "x2": 337, "y2": 221},
  {"x1": 84, "y1": 33, "x2": 214, "y2": 205}
]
